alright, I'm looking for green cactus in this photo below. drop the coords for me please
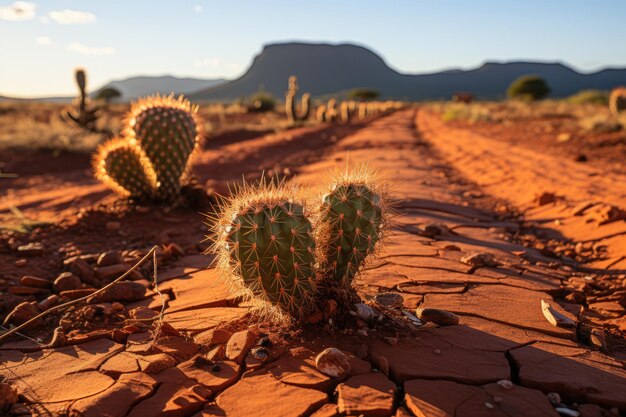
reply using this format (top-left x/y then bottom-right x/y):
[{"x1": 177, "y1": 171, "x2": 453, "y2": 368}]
[
  {"x1": 213, "y1": 180, "x2": 318, "y2": 317},
  {"x1": 126, "y1": 94, "x2": 200, "y2": 200},
  {"x1": 318, "y1": 169, "x2": 387, "y2": 286},
  {"x1": 285, "y1": 76, "x2": 310, "y2": 122},
  {"x1": 93, "y1": 138, "x2": 157, "y2": 200}
]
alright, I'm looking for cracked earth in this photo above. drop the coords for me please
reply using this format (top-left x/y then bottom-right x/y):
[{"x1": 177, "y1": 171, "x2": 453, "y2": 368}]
[{"x1": 1, "y1": 109, "x2": 625, "y2": 416}]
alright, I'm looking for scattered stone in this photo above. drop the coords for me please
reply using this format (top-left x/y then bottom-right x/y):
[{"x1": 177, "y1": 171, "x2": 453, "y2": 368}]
[
  {"x1": 402, "y1": 310, "x2": 423, "y2": 326},
  {"x1": 66, "y1": 257, "x2": 98, "y2": 286},
  {"x1": 357, "y1": 329, "x2": 368, "y2": 337},
  {"x1": 60, "y1": 288, "x2": 96, "y2": 300},
  {"x1": 373, "y1": 292, "x2": 404, "y2": 308},
  {"x1": 385, "y1": 337, "x2": 398, "y2": 346},
  {"x1": 0, "y1": 382, "x2": 18, "y2": 411},
  {"x1": 546, "y1": 392, "x2": 561, "y2": 405},
  {"x1": 315, "y1": 348, "x2": 351, "y2": 378},
  {"x1": 337, "y1": 373, "x2": 396, "y2": 417},
  {"x1": 194, "y1": 328, "x2": 232, "y2": 346},
  {"x1": 165, "y1": 243, "x2": 185, "y2": 257},
  {"x1": 95, "y1": 264, "x2": 129, "y2": 282},
  {"x1": 415, "y1": 307, "x2": 459, "y2": 326},
  {"x1": 537, "y1": 192, "x2": 557, "y2": 206},
  {"x1": 48, "y1": 326, "x2": 67, "y2": 347},
  {"x1": 225, "y1": 330, "x2": 256, "y2": 363},
  {"x1": 3, "y1": 301, "x2": 40, "y2": 327},
  {"x1": 37, "y1": 294, "x2": 59, "y2": 311},
  {"x1": 246, "y1": 347, "x2": 269, "y2": 370},
  {"x1": 565, "y1": 291, "x2": 586, "y2": 304},
  {"x1": 354, "y1": 303, "x2": 377, "y2": 321},
  {"x1": 14, "y1": 259, "x2": 27, "y2": 267},
  {"x1": 92, "y1": 281, "x2": 146, "y2": 302},
  {"x1": 106, "y1": 221, "x2": 121, "y2": 231},
  {"x1": 53, "y1": 272, "x2": 82, "y2": 293},
  {"x1": 7, "y1": 285, "x2": 46, "y2": 295},
  {"x1": 19, "y1": 275, "x2": 50, "y2": 288},
  {"x1": 422, "y1": 223, "x2": 449, "y2": 237},
  {"x1": 97, "y1": 250, "x2": 124, "y2": 267},
  {"x1": 9, "y1": 404, "x2": 30, "y2": 415},
  {"x1": 589, "y1": 328, "x2": 608, "y2": 352},
  {"x1": 16, "y1": 242, "x2": 44, "y2": 256},
  {"x1": 555, "y1": 407, "x2": 581, "y2": 417},
  {"x1": 460, "y1": 252, "x2": 498, "y2": 267},
  {"x1": 541, "y1": 300, "x2": 576, "y2": 328},
  {"x1": 496, "y1": 379, "x2": 514, "y2": 390}
]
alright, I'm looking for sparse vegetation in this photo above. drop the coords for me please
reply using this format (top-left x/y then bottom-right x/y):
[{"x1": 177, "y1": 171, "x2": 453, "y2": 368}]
[
  {"x1": 247, "y1": 92, "x2": 276, "y2": 113},
  {"x1": 95, "y1": 87, "x2": 122, "y2": 103},
  {"x1": 566, "y1": 89, "x2": 609, "y2": 106},
  {"x1": 507, "y1": 75, "x2": 551, "y2": 101},
  {"x1": 348, "y1": 88, "x2": 380, "y2": 101}
]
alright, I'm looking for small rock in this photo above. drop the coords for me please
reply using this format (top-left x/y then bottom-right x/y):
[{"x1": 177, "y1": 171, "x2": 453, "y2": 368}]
[
  {"x1": 97, "y1": 250, "x2": 124, "y2": 267},
  {"x1": 53, "y1": 272, "x2": 82, "y2": 293},
  {"x1": 384, "y1": 337, "x2": 398, "y2": 346},
  {"x1": 555, "y1": 407, "x2": 580, "y2": 417},
  {"x1": 373, "y1": 292, "x2": 404, "y2": 309},
  {"x1": 3, "y1": 301, "x2": 40, "y2": 327},
  {"x1": 422, "y1": 223, "x2": 449, "y2": 237},
  {"x1": 541, "y1": 300, "x2": 576, "y2": 328},
  {"x1": 48, "y1": 326, "x2": 66, "y2": 347},
  {"x1": 536, "y1": 192, "x2": 557, "y2": 206},
  {"x1": 130, "y1": 306, "x2": 158, "y2": 320},
  {"x1": 16, "y1": 242, "x2": 44, "y2": 256},
  {"x1": 556, "y1": 133, "x2": 571, "y2": 142},
  {"x1": 225, "y1": 330, "x2": 256, "y2": 363},
  {"x1": 106, "y1": 221, "x2": 121, "y2": 231},
  {"x1": 565, "y1": 291, "x2": 586, "y2": 304},
  {"x1": 357, "y1": 329, "x2": 368, "y2": 337},
  {"x1": 66, "y1": 258, "x2": 98, "y2": 286},
  {"x1": 165, "y1": 243, "x2": 185, "y2": 257},
  {"x1": 0, "y1": 382, "x2": 18, "y2": 411},
  {"x1": 589, "y1": 328, "x2": 608, "y2": 352},
  {"x1": 60, "y1": 288, "x2": 96, "y2": 300},
  {"x1": 139, "y1": 353, "x2": 177, "y2": 374},
  {"x1": 354, "y1": 303, "x2": 377, "y2": 321},
  {"x1": 111, "y1": 301, "x2": 125, "y2": 311},
  {"x1": 19, "y1": 275, "x2": 50, "y2": 289},
  {"x1": 14, "y1": 259, "x2": 27, "y2": 267},
  {"x1": 37, "y1": 294, "x2": 59, "y2": 311},
  {"x1": 546, "y1": 392, "x2": 561, "y2": 405},
  {"x1": 485, "y1": 402, "x2": 495, "y2": 409},
  {"x1": 95, "y1": 264, "x2": 128, "y2": 282},
  {"x1": 9, "y1": 403, "x2": 30, "y2": 415},
  {"x1": 250, "y1": 346, "x2": 269, "y2": 361},
  {"x1": 461, "y1": 252, "x2": 498, "y2": 267},
  {"x1": 415, "y1": 307, "x2": 459, "y2": 326},
  {"x1": 7, "y1": 285, "x2": 46, "y2": 295},
  {"x1": 92, "y1": 281, "x2": 146, "y2": 302},
  {"x1": 496, "y1": 379, "x2": 514, "y2": 390},
  {"x1": 315, "y1": 348, "x2": 351, "y2": 378}
]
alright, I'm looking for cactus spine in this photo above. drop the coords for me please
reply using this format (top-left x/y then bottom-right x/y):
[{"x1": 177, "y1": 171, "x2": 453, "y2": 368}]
[
  {"x1": 213, "y1": 180, "x2": 318, "y2": 318},
  {"x1": 285, "y1": 76, "x2": 310, "y2": 122},
  {"x1": 318, "y1": 166, "x2": 388, "y2": 286},
  {"x1": 94, "y1": 94, "x2": 201, "y2": 202}
]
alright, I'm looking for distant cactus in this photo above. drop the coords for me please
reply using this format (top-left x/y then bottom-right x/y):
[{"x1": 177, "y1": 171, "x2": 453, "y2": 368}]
[
  {"x1": 63, "y1": 68, "x2": 107, "y2": 135},
  {"x1": 326, "y1": 99, "x2": 338, "y2": 122},
  {"x1": 212, "y1": 179, "x2": 318, "y2": 318},
  {"x1": 316, "y1": 105, "x2": 327, "y2": 123},
  {"x1": 317, "y1": 166, "x2": 389, "y2": 286},
  {"x1": 285, "y1": 76, "x2": 310, "y2": 122},
  {"x1": 94, "y1": 94, "x2": 201, "y2": 203},
  {"x1": 211, "y1": 167, "x2": 389, "y2": 320},
  {"x1": 340, "y1": 101, "x2": 350, "y2": 123},
  {"x1": 609, "y1": 87, "x2": 626, "y2": 120}
]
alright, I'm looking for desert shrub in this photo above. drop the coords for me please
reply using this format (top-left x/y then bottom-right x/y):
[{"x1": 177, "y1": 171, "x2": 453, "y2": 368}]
[
  {"x1": 441, "y1": 103, "x2": 492, "y2": 123},
  {"x1": 95, "y1": 87, "x2": 122, "y2": 103},
  {"x1": 567, "y1": 90, "x2": 609, "y2": 106},
  {"x1": 507, "y1": 75, "x2": 551, "y2": 101},
  {"x1": 247, "y1": 92, "x2": 275, "y2": 113},
  {"x1": 348, "y1": 88, "x2": 380, "y2": 101}
]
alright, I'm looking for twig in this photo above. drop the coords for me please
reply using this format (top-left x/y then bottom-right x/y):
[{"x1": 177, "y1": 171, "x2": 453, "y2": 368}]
[
  {"x1": 148, "y1": 248, "x2": 166, "y2": 347},
  {"x1": 0, "y1": 245, "x2": 159, "y2": 343}
]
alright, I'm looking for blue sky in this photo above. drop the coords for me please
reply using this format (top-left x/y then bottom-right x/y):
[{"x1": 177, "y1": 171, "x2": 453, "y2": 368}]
[{"x1": 1, "y1": 0, "x2": 625, "y2": 97}]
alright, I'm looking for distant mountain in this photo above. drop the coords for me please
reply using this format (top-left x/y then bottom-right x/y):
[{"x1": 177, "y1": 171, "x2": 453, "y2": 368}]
[
  {"x1": 97, "y1": 75, "x2": 226, "y2": 101},
  {"x1": 189, "y1": 42, "x2": 626, "y2": 101},
  {"x1": 0, "y1": 75, "x2": 226, "y2": 102}
]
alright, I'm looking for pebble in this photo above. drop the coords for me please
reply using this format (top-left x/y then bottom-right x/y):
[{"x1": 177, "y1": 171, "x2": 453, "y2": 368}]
[
  {"x1": 357, "y1": 329, "x2": 368, "y2": 337},
  {"x1": 0, "y1": 382, "x2": 18, "y2": 411},
  {"x1": 373, "y1": 292, "x2": 404, "y2": 308},
  {"x1": 8, "y1": 285, "x2": 46, "y2": 295},
  {"x1": 496, "y1": 379, "x2": 514, "y2": 390},
  {"x1": 53, "y1": 272, "x2": 82, "y2": 293},
  {"x1": 60, "y1": 288, "x2": 96, "y2": 300},
  {"x1": 315, "y1": 348, "x2": 351, "y2": 378},
  {"x1": 95, "y1": 264, "x2": 128, "y2": 282},
  {"x1": 250, "y1": 347, "x2": 269, "y2": 361},
  {"x1": 460, "y1": 252, "x2": 498, "y2": 267},
  {"x1": 484, "y1": 402, "x2": 495, "y2": 409},
  {"x1": 384, "y1": 337, "x2": 398, "y2": 346},
  {"x1": 66, "y1": 258, "x2": 98, "y2": 286},
  {"x1": 354, "y1": 303, "x2": 377, "y2": 321},
  {"x1": 4, "y1": 301, "x2": 40, "y2": 327},
  {"x1": 546, "y1": 392, "x2": 561, "y2": 405},
  {"x1": 555, "y1": 407, "x2": 580, "y2": 417},
  {"x1": 423, "y1": 223, "x2": 449, "y2": 236},
  {"x1": 91, "y1": 281, "x2": 146, "y2": 302},
  {"x1": 20, "y1": 275, "x2": 50, "y2": 289},
  {"x1": 415, "y1": 307, "x2": 459, "y2": 326},
  {"x1": 14, "y1": 259, "x2": 27, "y2": 267},
  {"x1": 16, "y1": 242, "x2": 44, "y2": 256},
  {"x1": 589, "y1": 328, "x2": 608, "y2": 352},
  {"x1": 225, "y1": 330, "x2": 256, "y2": 363},
  {"x1": 97, "y1": 250, "x2": 124, "y2": 267},
  {"x1": 37, "y1": 294, "x2": 60, "y2": 311},
  {"x1": 541, "y1": 300, "x2": 576, "y2": 328}
]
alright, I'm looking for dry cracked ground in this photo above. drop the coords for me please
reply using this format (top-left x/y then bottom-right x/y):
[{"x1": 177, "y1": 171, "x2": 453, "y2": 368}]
[{"x1": 1, "y1": 109, "x2": 625, "y2": 417}]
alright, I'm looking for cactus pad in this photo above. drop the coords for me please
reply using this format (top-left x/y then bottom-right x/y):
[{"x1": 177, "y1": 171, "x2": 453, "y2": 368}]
[{"x1": 127, "y1": 94, "x2": 200, "y2": 200}]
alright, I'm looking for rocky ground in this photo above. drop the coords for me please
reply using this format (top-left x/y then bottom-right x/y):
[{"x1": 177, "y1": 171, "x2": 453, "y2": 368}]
[{"x1": 1, "y1": 109, "x2": 625, "y2": 416}]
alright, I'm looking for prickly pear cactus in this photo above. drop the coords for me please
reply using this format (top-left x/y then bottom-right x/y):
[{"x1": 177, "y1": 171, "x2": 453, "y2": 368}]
[
  {"x1": 213, "y1": 180, "x2": 318, "y2": 317},
  {"x1": 126, "y1": 94, "x2": 200, "y2": 200},
  {"x1": 318, "y1": 167, "x2": 388, "y2": 286},
  {"x1": 93, "y1": 138, "x2": 157, "y2": 200}
]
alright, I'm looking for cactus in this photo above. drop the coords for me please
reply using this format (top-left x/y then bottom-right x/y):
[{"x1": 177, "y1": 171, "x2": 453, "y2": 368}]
[
  {"x1": 93, "y1": 138, "x2": 157, "y2": 200},
  {"x1": 64, "y1": 68, "x2": 107, "y2": 135},
  {"x1": 285, "y1": 76, "x2": 310, "y2": 122},
  {"x1": 212, "y1": 179, "x2": 318, "y2": 318},
  {"x1": 317, "y1": 166, "x2": 389, "y2": 286},
  {"x1": 609, "y1": 87, "x2": 626, "y2": 121},
  {"x1": 94, "y1": 93, "x2": 201, "y2": 203},
  {"x1": 326, "y1": 99, "x2": 338, "y2": 122},
  {"x1": 316, "y1": 105, "x2": 327, "y2": 123},
  {"x1": 340, "y1": 101, "x2": 350, "y2": 123},
  {"x1": 125, "y1": 94, "x2": 201, "y2": 200}
]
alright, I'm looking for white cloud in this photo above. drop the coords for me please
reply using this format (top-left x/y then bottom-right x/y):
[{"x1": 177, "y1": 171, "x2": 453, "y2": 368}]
[
  {"x1": 195, "y1": 57, "x2": 222, "y2": 68},
  {"x1": 0, "y1": 1, "x2": 36, "y2": 21},
  {"x1": 39, "y1": 16, "x2": 48, "y2": 24},
  {"x1": 67, "y1": 42, "x2": 115, "y2": 56},
  {"x1": 36, "y1": 36, "x2": 52, "y2": 45},
  {"x1": 49, "y1": 9, "x2": 96, "y2": 24},
  {"x1": 193, "y1": 4, "x2": 203, "y2": 13}
]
